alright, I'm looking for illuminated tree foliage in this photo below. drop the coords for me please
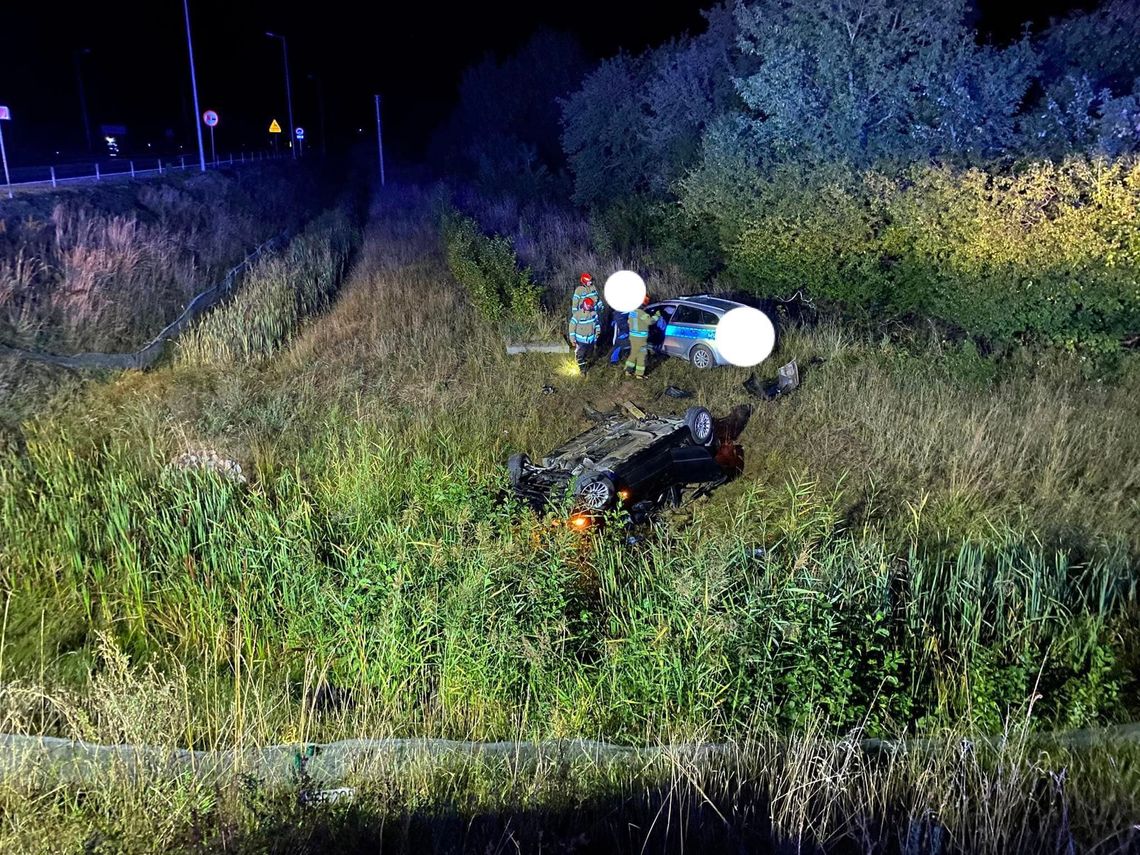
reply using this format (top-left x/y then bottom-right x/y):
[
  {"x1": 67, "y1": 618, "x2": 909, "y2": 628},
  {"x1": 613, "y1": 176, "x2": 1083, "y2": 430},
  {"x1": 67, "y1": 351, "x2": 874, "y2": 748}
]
[
  {"x1": 732, "y1": 0, "x2": 1036, "y2": 163},
  {"x1": 1024, "y1": 0, "x2": 1140, "y2": 156},
  {"x1": 553, "y1": 0, "x2": 1140, "y2": 349}
]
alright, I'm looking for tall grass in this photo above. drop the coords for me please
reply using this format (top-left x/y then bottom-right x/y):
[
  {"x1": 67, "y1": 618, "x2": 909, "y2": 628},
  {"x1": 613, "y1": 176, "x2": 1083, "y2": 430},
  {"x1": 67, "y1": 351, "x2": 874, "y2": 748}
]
[
  {"x1": 1, "y1": 408, "x2": 1134, "y2": 743},
  {"x1": 0, "y1": 672, "x2": 1135, "y2": 853},
  {"x1": 0, "y1": 166, "x2": 316, "y2": 355},
  {"x1": 0, "y1": 183, "x2": 1137, "y2": 850},
  {"x1": 176, "y1": 209, "x2": 359, "y2": 367}
]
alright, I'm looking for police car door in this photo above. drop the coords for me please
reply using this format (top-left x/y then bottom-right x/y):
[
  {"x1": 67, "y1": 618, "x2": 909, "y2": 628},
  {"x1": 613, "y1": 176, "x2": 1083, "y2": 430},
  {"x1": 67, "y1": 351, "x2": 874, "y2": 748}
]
[{"x1": 664, "y1": 305, "x2": 717, "y2": 359}]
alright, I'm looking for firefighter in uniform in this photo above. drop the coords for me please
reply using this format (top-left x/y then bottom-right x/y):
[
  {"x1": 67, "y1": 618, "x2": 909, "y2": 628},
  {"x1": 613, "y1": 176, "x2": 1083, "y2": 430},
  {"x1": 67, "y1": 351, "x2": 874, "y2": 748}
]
[
  {"x1": 568, "y1": 296, "x2": 601, "y2": 374},
  {"x1": 572, "y1": 272, "x2": 601, "y2": 315},
  {"x1": 624, "y1": 295, "x2": 654, "y2": 379}
]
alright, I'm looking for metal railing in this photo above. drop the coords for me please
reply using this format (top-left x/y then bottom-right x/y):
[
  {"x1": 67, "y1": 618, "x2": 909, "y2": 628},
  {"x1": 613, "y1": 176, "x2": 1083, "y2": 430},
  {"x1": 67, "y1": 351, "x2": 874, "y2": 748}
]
[{"x1": 2, "y1": 150, "x2": 287, "y2": 197}]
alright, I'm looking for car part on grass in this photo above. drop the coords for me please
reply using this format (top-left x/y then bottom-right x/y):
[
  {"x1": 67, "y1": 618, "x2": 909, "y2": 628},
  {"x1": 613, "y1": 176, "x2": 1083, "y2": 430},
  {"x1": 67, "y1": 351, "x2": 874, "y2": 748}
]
[
  {"x1": 507, "y1": 404, "x2": 729, "y2": 526},
  {"x1": 583, "y1": 402, "x2": 619, "y2": 422},
  {"x1": 743, "y1": 359, "x2": 800, "y2": 400},
  {"x1": 664, "y1": 385, "x2": 694, "y2": 399},
  {"x1": 506, "y1": 341, "x2": 571, "y2": 354},
  {"x1": 541, "y1": 385, "x2": 556, "y2": 395},
  {"x1": 168, "y1": 449, "x2": 247, "y2": 484}
]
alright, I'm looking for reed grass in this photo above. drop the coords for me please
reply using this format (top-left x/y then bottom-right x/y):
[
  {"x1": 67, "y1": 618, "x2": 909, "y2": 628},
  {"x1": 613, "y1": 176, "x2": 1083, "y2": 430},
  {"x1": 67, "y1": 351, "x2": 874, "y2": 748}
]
[{"x1": 0, "y1": 182, "x2": 1136, "y2": 851}]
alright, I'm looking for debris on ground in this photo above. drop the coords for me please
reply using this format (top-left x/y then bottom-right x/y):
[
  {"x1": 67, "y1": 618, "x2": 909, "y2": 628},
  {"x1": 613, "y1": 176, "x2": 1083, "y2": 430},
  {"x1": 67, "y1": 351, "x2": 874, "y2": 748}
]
[
  {"x1": 506, "y1": 342, "x2": 570, "y2": 354},
  {"x1": 743, "y1": 359, "x2": 800, "y2": 400},
  {"x1": 583, "y1": 402, "x2": 619, "y2": 422},
  {"x1": 541, "y1": 384, "x2": 556, "y2": 396},
  {"x1": 168, "y1": 449, "x2": 247, "y2": 484},
  {"x1": 664, "y1": 385, "x2": 694, "y2": 399},
  {"x1": 300, "y1": 787, "x2": 356, "y2": 806}
]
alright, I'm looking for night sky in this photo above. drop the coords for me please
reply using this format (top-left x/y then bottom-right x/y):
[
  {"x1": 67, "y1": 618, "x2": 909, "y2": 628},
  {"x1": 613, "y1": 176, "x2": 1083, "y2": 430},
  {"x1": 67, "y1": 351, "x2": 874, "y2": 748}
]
[{"x1": 0, "y1": 0, "x2": 1089, "y2": 167}]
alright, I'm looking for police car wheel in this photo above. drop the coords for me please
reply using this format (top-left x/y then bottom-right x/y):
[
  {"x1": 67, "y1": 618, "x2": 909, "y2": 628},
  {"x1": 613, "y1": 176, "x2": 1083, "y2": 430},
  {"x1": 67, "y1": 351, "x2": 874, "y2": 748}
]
[
  {"x1": 689, "y1": 344, "x2": 715, "y2": 369},
  {"x1": 684, "y1": 407, "x2": 715, "y2": 445},
  {"x1": 575, "y1": 473, "x2": 615, "y2": 511}
]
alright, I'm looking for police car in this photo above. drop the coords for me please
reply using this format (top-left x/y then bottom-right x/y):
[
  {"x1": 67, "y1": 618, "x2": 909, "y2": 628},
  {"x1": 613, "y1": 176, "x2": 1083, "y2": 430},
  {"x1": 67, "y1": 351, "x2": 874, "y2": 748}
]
[{"x1": 645, "y1": 295, "x2": 752, "y2": 369}]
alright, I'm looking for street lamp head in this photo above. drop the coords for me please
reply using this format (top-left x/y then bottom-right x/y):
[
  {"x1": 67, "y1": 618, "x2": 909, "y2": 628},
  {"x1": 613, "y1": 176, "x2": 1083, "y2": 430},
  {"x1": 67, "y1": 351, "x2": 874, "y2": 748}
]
[{"x1": 265, "y1": 31, "x2": 278, "y2": 38}]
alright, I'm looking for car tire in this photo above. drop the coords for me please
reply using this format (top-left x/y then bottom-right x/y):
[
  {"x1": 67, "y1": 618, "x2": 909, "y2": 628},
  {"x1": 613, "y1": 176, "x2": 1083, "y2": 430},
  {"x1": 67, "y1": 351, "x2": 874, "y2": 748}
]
[
  {"x1": 507, "y1": 453, "x2": 529, "y2": 486},
  {"x1": 684, "y1": 406, "x2": 715, "y2": 445},
  {"x1": 689, "y1": 344, "x2": 715, "y2": 370},
  {"x1": 575, "y1": 472, "x2": 616, "y2": 511}
]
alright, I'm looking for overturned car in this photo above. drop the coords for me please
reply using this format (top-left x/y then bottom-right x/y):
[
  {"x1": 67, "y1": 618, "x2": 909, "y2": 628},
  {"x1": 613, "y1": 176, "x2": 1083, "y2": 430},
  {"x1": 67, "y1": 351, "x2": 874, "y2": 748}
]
[{"x1": 507, "y1": 405, "x2": 736, "y2": 527}]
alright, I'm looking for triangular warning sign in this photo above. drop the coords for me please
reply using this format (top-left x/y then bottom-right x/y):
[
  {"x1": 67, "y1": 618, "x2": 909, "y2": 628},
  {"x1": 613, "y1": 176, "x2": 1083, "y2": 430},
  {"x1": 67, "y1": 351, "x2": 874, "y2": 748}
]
[{"x1": 268, "y1": 119, "x2": 282, "y2": 133}]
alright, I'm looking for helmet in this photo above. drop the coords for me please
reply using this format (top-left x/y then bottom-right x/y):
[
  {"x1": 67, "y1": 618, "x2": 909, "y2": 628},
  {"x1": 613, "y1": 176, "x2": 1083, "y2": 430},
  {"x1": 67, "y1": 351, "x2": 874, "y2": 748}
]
[
  {"x1": 582, "y1": 297, "x2": 596, "y2": 311},
  {"x1": 579, "y1": 273, "x2": 593, "y2": 286}
]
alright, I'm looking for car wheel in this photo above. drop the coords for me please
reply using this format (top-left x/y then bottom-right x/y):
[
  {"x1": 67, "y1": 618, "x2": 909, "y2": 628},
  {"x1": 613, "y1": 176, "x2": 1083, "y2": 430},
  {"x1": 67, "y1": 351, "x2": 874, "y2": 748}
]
[
  {"x1": 684, "y1": 406, "x2": 714, "y2": 445},
  {"x1": 689, "y1": 344, "x2": 715, "y2": 369},
  {"x1": 507, "y1": 453, "x2": 529, "y2": 486},
  {"x1": 575, "y1": 472, "x2": 616, "y2": 511}
]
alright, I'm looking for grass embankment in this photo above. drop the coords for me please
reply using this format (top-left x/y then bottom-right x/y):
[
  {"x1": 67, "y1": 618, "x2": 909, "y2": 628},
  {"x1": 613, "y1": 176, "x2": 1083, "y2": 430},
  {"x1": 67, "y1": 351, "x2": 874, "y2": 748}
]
[
  {"x1": 0, "y1": 162, "x2": 348, "y2": 433},
  {"x1": 0, "y1": 185, "x2": 1137, "y2": 851}
]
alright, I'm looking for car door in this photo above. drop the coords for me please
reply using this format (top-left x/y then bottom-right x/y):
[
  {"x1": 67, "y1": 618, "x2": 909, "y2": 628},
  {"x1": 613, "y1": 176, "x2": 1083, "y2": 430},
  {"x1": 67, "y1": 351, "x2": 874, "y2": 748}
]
[
  {"x1": 646, "y1": 302, "x2": 678, "y2": 350},
  {"x1": 665, "y1": 305, "x2": 718, "y2": 359}
]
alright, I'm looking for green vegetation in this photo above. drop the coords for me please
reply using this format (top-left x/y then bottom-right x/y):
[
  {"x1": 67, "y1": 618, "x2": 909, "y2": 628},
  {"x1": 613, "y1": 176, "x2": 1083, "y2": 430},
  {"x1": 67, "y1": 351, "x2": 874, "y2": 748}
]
[
  {"x1": 0, "y1": 163, "x2": 335, "y2": 435},
  {"x1": 2, "y1": 2, "x2": 1139, "y2": 848},
  {"x1": 3, "y1": 415, "x2": 1133, "y2": 739},
  {"x1": 677, "y1": 156, "x2": 1140, "y2": 354},
  {"x1": 558, "y1": 0, "x2": 1140, "y2": 353},
  {"x1": 0, "y1": 184, "x2": 1137, "y2": 849},
  {"x1": 177, "y1": 209, "x2": 360, "y2": 366},
  {"x1": 441, "y1": 207, "x2": 542, "y2": 325},
  {"x1": 0, "y1": 164, "x2": 318, "y2": 354}
]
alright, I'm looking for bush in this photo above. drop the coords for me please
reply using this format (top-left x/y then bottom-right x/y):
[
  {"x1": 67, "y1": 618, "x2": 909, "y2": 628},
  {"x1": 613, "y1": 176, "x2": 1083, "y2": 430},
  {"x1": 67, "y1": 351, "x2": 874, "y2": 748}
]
[
  {"x1": 677, "y1": 155, "x2": 1140, "y2": 351},
  {"x1": 440, "y1": 209, "x2": 540, "y2": 323}
]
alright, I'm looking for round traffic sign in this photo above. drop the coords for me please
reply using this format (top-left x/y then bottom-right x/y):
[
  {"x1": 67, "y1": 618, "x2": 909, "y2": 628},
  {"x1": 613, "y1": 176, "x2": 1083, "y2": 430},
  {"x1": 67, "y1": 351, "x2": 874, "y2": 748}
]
[
  {"x1": 202, "y1": 110, "x2": 219, "y2": 127},
  {"x1": 295, "y1": 127, "x2": 305, "y2": 140}
]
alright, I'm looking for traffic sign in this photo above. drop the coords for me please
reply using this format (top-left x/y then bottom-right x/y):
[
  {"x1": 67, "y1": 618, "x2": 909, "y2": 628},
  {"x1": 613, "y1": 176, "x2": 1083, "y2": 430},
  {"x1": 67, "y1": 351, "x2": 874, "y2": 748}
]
[
  {"x1": 0, "y1": 106, "x2": 10, "y2": 120},
  {"x1": 202, "y1": 110, "x2": 218, "y2": 127},
  {"x1": 268, "y1": 119, "x2": 282, "y2": 133},
  {"x1": 295, "y1": 127, "x2": 304, "y2": 140}
]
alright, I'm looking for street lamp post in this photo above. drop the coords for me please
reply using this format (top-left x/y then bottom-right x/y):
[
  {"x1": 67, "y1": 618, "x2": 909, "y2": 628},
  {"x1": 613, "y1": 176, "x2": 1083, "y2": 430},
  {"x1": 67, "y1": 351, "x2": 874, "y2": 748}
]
[
  {"x1": 183, "y1": 0, "x2": 206, "y2": 172},
  {"x1": 74, "y1": 48, "x2": 93, "y2": 153},
  {"x1": 266, "y1": 32, "x2": 296, "y2": 159}
]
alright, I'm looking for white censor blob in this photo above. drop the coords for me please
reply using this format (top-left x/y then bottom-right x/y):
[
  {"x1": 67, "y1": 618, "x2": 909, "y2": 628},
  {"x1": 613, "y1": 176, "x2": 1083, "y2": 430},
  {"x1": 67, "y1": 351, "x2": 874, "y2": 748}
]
[
  {"x1": 603, "y1": 270, "x2": 647, "y2": 313},
  {"x1": 715, "y1": 306, "x2": 776, "y2": 367}
]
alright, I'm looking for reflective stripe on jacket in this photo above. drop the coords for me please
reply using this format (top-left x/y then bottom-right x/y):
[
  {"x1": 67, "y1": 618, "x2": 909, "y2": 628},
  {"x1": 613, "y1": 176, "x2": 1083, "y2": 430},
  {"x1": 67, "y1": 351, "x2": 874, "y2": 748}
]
[
  {"x1": 568, "y1": 308, "x2": 601, "y2": 343},
  {"x1": 572, "y1": 283, "x2": 602, "y2": 314},
  {"x1": 627, "y1": 308, "x2": 652, "y2": 337}
]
